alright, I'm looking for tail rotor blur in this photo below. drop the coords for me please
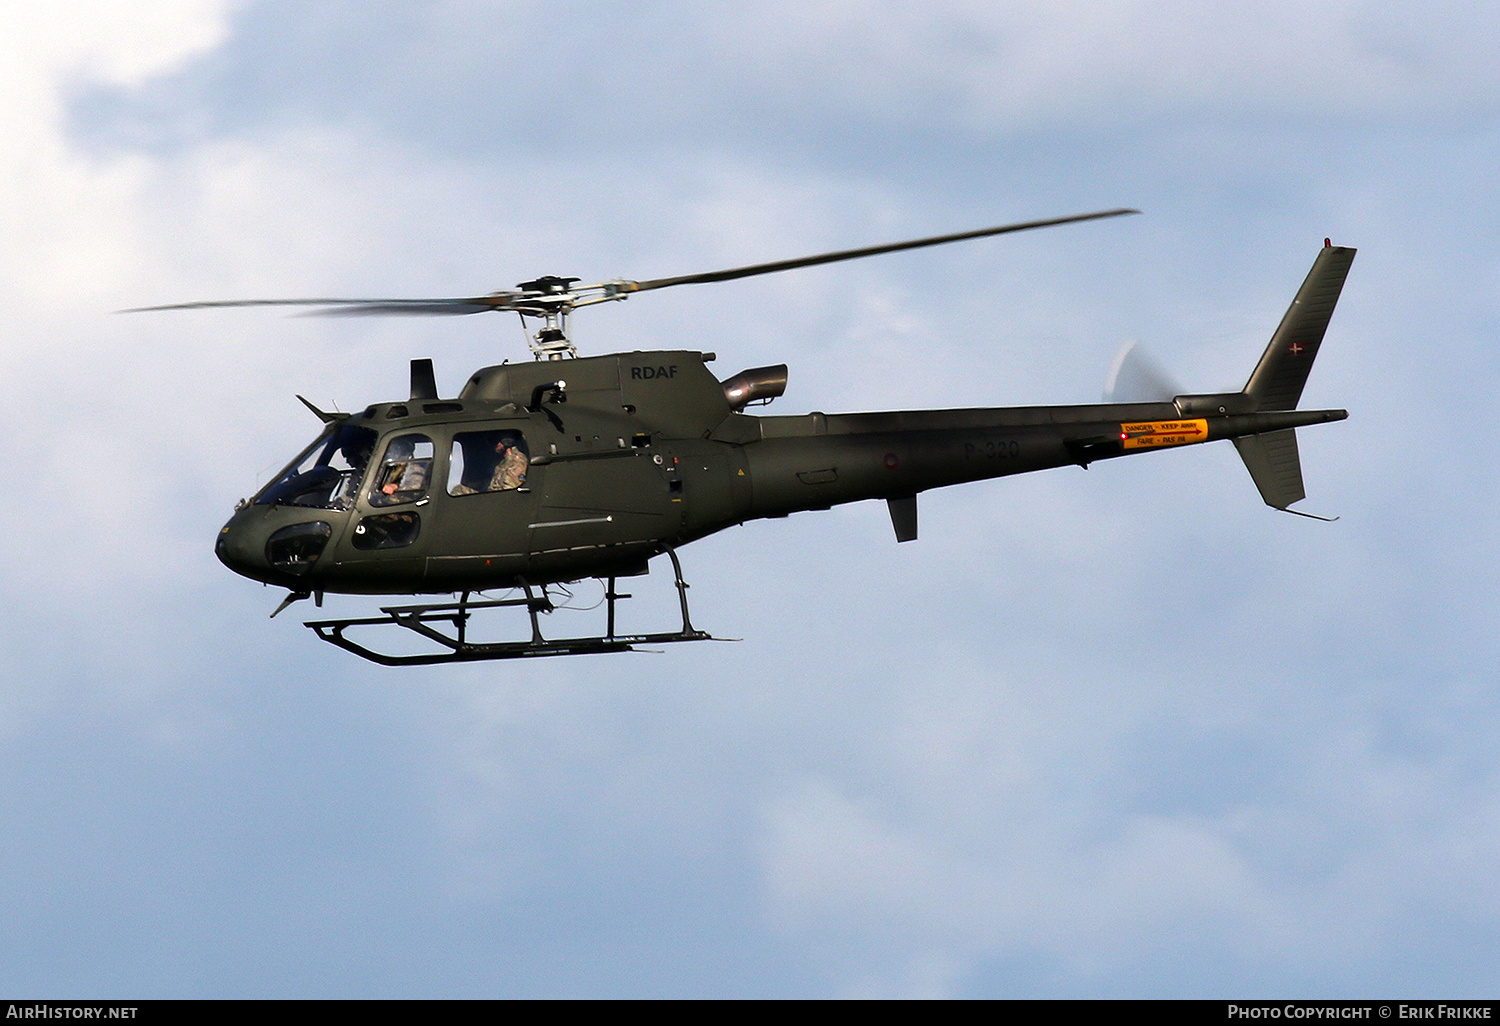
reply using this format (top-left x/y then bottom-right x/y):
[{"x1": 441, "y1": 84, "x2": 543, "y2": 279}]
[{"x1": 1103, "y1": 339, "x2": 1181, "y2": 403}]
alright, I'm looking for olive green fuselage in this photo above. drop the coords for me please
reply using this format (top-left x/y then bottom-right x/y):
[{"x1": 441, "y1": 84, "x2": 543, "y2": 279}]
[{"x1": 215, "y1": 349, "x2": 1344, "y2": 595}]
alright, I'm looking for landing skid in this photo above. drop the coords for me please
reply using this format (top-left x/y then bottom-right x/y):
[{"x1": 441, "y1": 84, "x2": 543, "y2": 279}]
[{"x1": 303, "y1": 548, "x2": 719, "y2": 666}]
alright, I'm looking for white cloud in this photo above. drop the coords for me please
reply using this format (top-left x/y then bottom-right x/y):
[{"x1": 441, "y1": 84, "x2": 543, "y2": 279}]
[
  {"x1": 757, "y1": 682, "x2": 1500, "y2": 994},
  {"x1": 0, "y1": 2, "x2": 233, "y2": 291},
  {"x1": 1, "y1": 2, "x2": 230, "y2": 110},
  {"x1": 413, "y1": 2, "x2": 1500, "y2": 138},
  {"x1": 692, "y1": 1, "x2": 1500, "y2": 124}
]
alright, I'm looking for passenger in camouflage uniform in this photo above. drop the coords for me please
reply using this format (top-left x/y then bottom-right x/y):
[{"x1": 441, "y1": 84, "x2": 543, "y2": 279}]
[{"x1": 489, "y1": 437, "x2": 528, "y2": 491}]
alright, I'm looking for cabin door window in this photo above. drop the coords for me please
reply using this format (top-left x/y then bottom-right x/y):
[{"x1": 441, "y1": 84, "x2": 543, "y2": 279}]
[{"x1": 447, "y1": 430, "x2": 531, "y2": 495}]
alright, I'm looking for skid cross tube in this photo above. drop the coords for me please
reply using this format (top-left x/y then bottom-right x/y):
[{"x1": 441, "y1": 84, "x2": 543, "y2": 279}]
[{"x1": 303, "y1": 552, "x2": 715, "y2": 666}]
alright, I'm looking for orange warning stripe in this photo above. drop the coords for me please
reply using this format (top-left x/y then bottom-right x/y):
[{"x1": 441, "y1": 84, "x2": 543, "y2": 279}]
[{"x1": 1119, "y1": 419, "x2": 1209, "y2": 450}]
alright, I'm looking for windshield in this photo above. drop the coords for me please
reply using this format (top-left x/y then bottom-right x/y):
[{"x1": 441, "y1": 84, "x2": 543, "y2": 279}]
[{"x1": 254, "y1": 422, "x2": 378, "y2": 510}]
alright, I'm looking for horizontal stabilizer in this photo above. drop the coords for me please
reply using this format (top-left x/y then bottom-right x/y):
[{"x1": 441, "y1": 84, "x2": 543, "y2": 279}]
[
  {"x1": 1233, "y1": 429, "x2": 1304, "y2": 510},
  {"x1": 1244, "y1": 245, "x2": 1355, "y2": 411}
]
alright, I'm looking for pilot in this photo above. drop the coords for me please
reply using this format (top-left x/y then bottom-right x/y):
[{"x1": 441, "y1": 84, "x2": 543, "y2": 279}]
[
  {"x1": 340, "y1": 435, "x2": 374, "y2": 472},
  {"x1": 376, "y1": 437, "x2": 430, "y2": 503}
]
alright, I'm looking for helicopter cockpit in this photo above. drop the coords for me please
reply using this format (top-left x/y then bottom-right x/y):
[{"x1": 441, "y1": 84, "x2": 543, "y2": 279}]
[{"x1": 255, "y1": 422, "x2": 377, "y2": 510}]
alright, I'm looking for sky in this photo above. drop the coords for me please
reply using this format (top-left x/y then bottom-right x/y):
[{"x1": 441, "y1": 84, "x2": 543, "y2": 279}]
[{"x1": 3, "y1": 0, "x2": 1499, "y2": 998}]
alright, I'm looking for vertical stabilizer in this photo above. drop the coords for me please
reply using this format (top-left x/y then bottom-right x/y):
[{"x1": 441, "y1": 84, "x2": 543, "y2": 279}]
[{"x1": 1243, "y1": 244, "x2": 1355, "y2": 411}]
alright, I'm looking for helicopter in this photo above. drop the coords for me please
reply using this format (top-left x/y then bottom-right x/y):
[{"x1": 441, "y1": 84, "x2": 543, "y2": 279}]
[{"x1": 132, "y1": 209, "x2": 1354, "y2": 665}]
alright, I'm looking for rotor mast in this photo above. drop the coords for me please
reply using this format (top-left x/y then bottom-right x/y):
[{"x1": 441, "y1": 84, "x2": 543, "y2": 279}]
[{"x1": 513, "y1": 276, "x2": 585, "y2": 360}]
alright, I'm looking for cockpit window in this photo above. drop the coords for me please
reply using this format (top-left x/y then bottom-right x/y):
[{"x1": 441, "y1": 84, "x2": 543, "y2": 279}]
[
  {"x1": 255, "y1": 423, "x2": 377, "y2": 510},
  {"x1": 448, "y1": 430, "x2": 530, "y2": 495},
  {"x1": 368, "y1": 433, "x2": 434, "y2": 507}
]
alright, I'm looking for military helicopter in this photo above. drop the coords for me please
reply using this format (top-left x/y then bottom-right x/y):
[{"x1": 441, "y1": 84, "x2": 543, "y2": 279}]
[{"x1": 132, "y1": 209, "x2": 1354, "y2": 664}]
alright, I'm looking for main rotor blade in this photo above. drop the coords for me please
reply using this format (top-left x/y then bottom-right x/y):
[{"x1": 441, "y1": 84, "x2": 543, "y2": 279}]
[
  {"x1": 621, "y1": 208, "x2": 1138, "y2": 294},
  {"x1": 124, "y1": 208, "x2": 1136, "y2": 318},
  {"x1": 120, "y1": 296, "x2": 519, "y2": 316}
]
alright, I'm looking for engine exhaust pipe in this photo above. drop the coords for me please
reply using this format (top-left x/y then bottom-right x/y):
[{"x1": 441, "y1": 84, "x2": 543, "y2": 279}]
[{"x1": 720, "y1": 364, "x2": 788, "y2": 410}]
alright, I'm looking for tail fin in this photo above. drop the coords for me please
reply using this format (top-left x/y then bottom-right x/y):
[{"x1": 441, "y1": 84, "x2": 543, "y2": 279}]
[
  {"x1": 1243, "y1": 242, "x2": 1356, "y2": 411},
  {"x1": 1236, "y1": 242, "x2": 1354, "y2": 511}
]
